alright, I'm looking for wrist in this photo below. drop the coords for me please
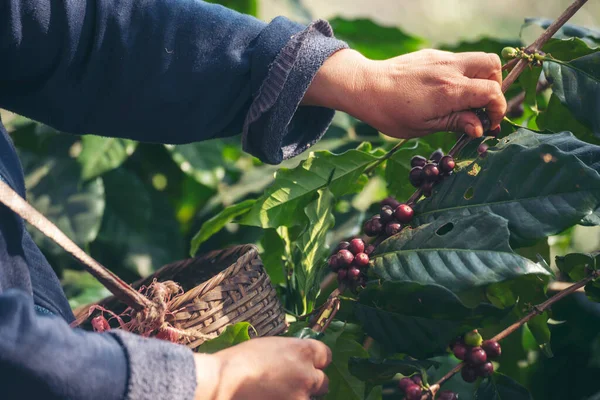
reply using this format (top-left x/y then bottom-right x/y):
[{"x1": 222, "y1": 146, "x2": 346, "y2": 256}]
[{"x1": 302, "y1": 49, "x2": 370, "y2": 113}]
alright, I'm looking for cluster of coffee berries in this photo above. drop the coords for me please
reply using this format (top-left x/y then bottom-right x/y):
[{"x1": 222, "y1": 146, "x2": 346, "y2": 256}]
[
  {"x1": 450, "y1": 330, "x2": 501, "y2": 383},
  {"x1": 363, "y1": 197, "x2": 414, "y2": 238},
  {"x1": 408, "y1": 149, "x2": 455, "y2": 197},
  {"x1": 328, "y1": 237, "x2": 373, "y2": 287},
  {"x1": 397, "y1": 374, "x2": 424, "y2": 400}
]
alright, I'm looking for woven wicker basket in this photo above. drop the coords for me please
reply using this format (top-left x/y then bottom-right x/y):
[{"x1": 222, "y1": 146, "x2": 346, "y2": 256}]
[{"x1": 73, "y1": 244, "x2": 287, "y2": 350}]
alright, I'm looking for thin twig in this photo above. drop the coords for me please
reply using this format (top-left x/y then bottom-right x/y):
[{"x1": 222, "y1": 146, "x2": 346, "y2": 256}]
[
  {"x1": 363, "y1": 139, "x2": 408, "y2": 175},
  {"x1": 423, "y1": 2, "x2": 591, "y2": 396},
  {"x1": 501, "y1": 0, "x2": 588, "y2": 81},
  {"x1": 506, "y1": 79, "x2": 551, "y2": 116}
]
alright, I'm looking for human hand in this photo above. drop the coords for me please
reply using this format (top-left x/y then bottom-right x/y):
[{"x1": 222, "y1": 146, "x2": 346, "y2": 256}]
[
  {"x1": 303, "y1": 48, "x2": 506, "y2": 139},
  {"x1": 193, "y1": 337, "x2": 331, "y2": 400}
]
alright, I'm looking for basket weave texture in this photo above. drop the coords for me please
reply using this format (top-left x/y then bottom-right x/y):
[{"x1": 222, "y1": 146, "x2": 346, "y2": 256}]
[{"x1": 74, "y1": 244, "x2": 287, "y2": 349}]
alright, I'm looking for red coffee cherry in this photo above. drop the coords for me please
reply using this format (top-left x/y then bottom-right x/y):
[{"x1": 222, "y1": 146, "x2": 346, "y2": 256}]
[
  {"x1": 482, "y1": 340, "x2": 502, "y2": 359},
  {"x1": 337, "y1": 249, "x2": 354, "y2": 267},
  {"x1": 348, "y1": 238, "x2": 365, "y2": 255},
  {"x1": 394, "y1": 204, "x2": 414, "y2": 223},
  {"x1": 354, "y1": 252, "x2": 370, "y2": 267}
]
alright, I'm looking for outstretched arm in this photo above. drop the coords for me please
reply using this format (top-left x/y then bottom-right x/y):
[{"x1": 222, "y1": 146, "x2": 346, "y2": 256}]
[{"x1": 0, "y1": 0, "x2": 347, "y2": 164}]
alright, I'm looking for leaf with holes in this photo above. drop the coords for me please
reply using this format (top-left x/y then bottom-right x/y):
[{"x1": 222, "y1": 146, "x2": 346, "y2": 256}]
[
  {"x1": 372, "y1": 213, "x2": 550, "y2": 292},
  {"x1": 78, "y1": 136, "x2": 137, "y2": 180},
  {"x1": 241, "y1": 149, "x2": 377, "y2": 228},
  {"x1": 351, "y1": 281, "x2": 508, "y2": 358},
  {"x1": 413, "y1": 137, "x2": 600, "y2": 246}
]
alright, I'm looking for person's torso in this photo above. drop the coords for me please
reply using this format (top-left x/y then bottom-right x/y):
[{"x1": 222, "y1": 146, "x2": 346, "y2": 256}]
[{"x1": 0, "y1": 116, "x2": 74, "y2": 321}]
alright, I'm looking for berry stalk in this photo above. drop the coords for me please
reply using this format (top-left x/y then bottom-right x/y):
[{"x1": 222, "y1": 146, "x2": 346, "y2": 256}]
[{"x1": 425, "y1": 269, "x2": 600, "y2": 399}]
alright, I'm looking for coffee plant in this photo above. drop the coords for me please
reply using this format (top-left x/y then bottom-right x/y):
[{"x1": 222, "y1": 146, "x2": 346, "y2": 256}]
[{"x1": 4, "y1": 0, "x2": 600, "y2": 399}]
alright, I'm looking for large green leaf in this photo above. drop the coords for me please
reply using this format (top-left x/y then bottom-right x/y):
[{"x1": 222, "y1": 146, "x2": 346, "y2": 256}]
[
  {"x1": 196, "y1": 322, "x2": 252, "y2": 354},
  {"x1": 189, "y1": 199, "x2": 256, "y2": 256},
  {"x1": 325, "y1": 337, "x2": 370, "y2": 400},
  {"x1": 348, "y1": 356, "x2": 439, "y2": 385},
  {"x1": 493, "y1": 130, "x2": 600, "y2": 172},
  {"x1": 241, "y1": 149, "x2": 377, "y2": 228},
  {"x1": 413, "y1": 137, "x2": 600, "y2": 246},
  {"x1": 372, "y1": 213, "x2": 550, "y2": 292},
  {"x1": 293, "y1": 188, "x2": 335, "y2": 309},
  {"x1": 537, "y1": 95, "x2": 599, "y2": 145},
  {"x1": 19, "y1": 150, "x2": 105, "y2": 254},
  {"x1": 352, "y1": 281, "x2": 508, "y2": 358},
  {"x1": 543, "y1": 37, "x2": 599, "y2": 61},
  {"x1": 78, "y1": 136, "x2": 137, "y2": 180},
  {"x1": 544, "y1": 53, "x2": 600, "y2": 138},
  {"x1": 329, "y1": 18, "x2": 425, "y2": 60},
  {"x1": 523, "y1": 18, "x2": 600, "y2": 45},
  {"x1": 475, "y1": 373, "x2": 533, "y2": 400},
  {"x1": 259, "y1": 229, "x2": 286, "y2": 286}
]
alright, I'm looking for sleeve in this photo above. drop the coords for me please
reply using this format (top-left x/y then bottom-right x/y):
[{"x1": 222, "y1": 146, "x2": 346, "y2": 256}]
[
  {"x1": 0, "y1": 289, "x2": 197, "y2": 400},
  {"x1": 0, "y1": 0, "x2": 348, "y2": 164}
]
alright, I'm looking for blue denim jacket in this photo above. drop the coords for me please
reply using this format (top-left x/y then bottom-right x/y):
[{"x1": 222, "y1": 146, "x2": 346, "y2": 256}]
[{"x1": 0, "y1": 1, "x2": 347, "y2": 399}]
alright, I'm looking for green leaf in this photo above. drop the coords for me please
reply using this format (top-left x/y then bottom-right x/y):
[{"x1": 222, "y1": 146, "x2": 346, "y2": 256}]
[
  {"x1": 329, "y1": 18, "x2": 425, "y2": 60},
  {"x1": 19, "y1": 150, "x2": 105, "y2": 254},
  {"x1": 353, "y1": 281, "x2": 508, "y2": 358},
  {"x1": 166, "y1": 141, "x2": 230, "y2": 188},
  {"x1": 189, "y1": 199, "x2": 256, "y2": 256},
  {"x1": 414, "y1": 135, "x2": 600, "y2": 246},
  {"x1": 348, "y1": 356, "x2": 439, "y2": 385},
  {"x1": 78, "y1": 136, "x2": 137, "y2": 180},
  {"x1": 556, "y1": 252, "x2": 597, "y2": 281},
  {"x1": 475, "y1": 373, "x2": 533, "y2": 400},
  {"x1": 523, "y1": 18, "x2": 600, "y2": 45},
  {"x1": 260, "y1": 229, "x2": 286, "y2": 286},
  {"x1": 325, "y1": 337, "x2": 369, "y2": 400},
  {"x1": 544, "y1": 53, "x2": 600, "y2": 138},
  {"x1": 196, "y1": 322, "x2": 252, "y2": 354},
  {"x1": 372, "y1": 213, "x2": 551, "y2": 292},
  {"x1": 537, "y1": 95, "x2": 599, "y2": 144},
  {"x1": 493, "y1": 130, "x2": 600, "y2": 172},
  {"x1": 543, "y1": 37, "x2": 599, "y2": 61},
  {"x1": 294, "y1": 188, "x2": 335, "y2": 309},
  {"x1": 527, "y1": 312, "x2": 552, "y2": 356},
  {"x1": 242, "y1": 149, "x2": 377, "y2": 228}
]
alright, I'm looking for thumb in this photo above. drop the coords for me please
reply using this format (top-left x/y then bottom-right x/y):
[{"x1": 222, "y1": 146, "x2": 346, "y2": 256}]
[{"x1": 445, "y1": 110, "x2": 486, "y2": 138}]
